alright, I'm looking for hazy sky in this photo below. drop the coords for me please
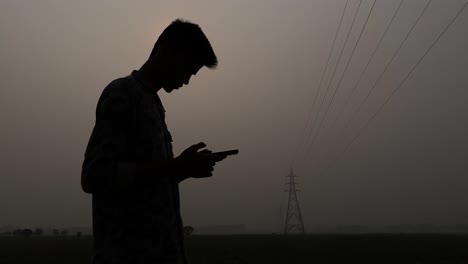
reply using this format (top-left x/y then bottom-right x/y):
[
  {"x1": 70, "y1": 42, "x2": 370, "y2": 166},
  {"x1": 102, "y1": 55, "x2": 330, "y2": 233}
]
[{"x1": 1, "y1": 0, "x2": 467, "y2": 232}]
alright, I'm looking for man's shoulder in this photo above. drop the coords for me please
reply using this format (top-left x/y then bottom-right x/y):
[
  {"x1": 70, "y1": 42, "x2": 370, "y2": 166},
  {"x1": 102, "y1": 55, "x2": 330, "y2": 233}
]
[
  {"x1": 98, "y1": 75, "x2": 145, "y2": 104},
  {"x1": 93, "y1": 76, "x2": 146, "y2": 115},
  {"x1": 103, "y1": 75, "x2": 141, "y2": 96}
]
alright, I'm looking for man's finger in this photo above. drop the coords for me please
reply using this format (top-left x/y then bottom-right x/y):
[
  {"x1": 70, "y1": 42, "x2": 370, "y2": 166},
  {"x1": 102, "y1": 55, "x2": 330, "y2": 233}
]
[{"x1": 187, "y1": 142, "x2": 206, "y2": 153}]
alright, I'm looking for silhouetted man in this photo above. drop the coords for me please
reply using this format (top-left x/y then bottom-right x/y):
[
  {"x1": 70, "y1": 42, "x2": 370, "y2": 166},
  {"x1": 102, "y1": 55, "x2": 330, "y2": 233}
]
[{"x1": 81, "y1": 19, "x2": 228, "y2": 264}]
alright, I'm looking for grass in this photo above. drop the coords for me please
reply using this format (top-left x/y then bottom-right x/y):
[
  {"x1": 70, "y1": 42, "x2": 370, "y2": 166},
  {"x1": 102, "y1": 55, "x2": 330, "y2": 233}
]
[{"x1": 1, "y1": 234, "x2": 467, "y2": 263}]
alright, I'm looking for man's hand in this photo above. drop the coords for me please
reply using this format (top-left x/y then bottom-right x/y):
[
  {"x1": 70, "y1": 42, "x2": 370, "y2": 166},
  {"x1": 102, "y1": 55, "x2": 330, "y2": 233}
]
[{"x1": 173, "y1": 142, "x2": 227, "y2": 181}]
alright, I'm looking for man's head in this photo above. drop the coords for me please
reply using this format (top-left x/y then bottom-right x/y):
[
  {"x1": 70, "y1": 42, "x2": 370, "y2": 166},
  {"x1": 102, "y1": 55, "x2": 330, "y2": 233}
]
[{"x1": 148, "y1": 19, "x2": 217, "y2": 92}]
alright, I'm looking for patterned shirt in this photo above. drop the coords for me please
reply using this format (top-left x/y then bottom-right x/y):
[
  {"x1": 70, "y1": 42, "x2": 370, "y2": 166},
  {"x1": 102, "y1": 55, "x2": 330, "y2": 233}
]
[{"x1": 81, "y1": 70, "x2": 187, "y2": 264}]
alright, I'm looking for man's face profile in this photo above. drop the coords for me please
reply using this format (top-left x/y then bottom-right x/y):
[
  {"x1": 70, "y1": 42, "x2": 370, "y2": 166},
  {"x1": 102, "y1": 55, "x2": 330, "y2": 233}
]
[
  {"x1": 155, "y1": 43, "x2": 203, "y2": 93},
  {"x1": 163, "y1": 62, "x2": 201, "y2": 93}
]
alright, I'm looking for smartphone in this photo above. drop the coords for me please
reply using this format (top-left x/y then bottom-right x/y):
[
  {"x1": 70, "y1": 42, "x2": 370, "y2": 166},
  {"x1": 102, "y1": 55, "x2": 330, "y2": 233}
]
[{"x1": 212, "y1": 149, "x2": 239, "y2": 156}]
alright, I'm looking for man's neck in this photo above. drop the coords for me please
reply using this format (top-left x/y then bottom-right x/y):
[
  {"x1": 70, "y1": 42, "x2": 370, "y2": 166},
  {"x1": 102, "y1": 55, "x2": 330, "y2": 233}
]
[{"x1": 138, "y1": 60, "x2": 163, "y2": 92}]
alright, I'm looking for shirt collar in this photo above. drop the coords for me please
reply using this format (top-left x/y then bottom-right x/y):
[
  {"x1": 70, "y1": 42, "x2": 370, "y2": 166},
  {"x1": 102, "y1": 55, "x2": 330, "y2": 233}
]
[
  {"x1": 131, "y1": 70, "x2": 157, "y2": 92},
  {"x1": 131, "y1": 70, "x2": 166, "y2": 113}
]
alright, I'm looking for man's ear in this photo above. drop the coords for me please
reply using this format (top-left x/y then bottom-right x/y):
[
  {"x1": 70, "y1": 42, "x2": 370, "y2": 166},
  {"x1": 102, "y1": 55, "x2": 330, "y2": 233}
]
[{"x1": 154, "y1": 42, "x2": 184, "y2": 67}]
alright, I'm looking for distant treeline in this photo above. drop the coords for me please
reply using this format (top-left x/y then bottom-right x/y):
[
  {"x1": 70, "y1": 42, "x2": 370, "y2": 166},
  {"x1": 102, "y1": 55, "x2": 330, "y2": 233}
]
[
  {"x1": 0, "y1": 228, "x2": 83, "y2": 238},
  {"x1": 0, "y1": 226, "x2": 196, "y2": 238}
]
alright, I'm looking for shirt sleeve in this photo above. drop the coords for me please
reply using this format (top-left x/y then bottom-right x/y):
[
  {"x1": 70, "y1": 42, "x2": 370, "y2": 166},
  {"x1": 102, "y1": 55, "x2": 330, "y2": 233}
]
[{"x1": 81, "y1": 80, "x2": 137, "y2": 194}]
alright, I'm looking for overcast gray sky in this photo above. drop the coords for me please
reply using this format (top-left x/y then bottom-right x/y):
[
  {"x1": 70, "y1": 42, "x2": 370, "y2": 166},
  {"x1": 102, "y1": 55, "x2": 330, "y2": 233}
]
[{"x1": 1, "y1": 0, "x2": 467, "y2": 232}]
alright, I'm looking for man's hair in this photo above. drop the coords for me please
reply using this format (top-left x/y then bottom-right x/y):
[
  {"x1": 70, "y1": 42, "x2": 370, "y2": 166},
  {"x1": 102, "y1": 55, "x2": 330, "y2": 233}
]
[{"x1": 150, "y1": 19, "x2": 218, "y2": 69}]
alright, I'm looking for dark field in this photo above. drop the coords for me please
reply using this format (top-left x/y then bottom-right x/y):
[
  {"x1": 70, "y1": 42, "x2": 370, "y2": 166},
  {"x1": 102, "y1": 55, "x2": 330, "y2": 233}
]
[{"x1": 1, "y1": 234, "x2": 468, "y2": 264}]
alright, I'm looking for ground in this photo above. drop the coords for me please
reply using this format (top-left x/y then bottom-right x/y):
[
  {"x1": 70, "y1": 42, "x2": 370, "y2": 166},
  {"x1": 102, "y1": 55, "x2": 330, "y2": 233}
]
[{"x1": 1, "y1": 234, "x2": 467, "y2": 263}]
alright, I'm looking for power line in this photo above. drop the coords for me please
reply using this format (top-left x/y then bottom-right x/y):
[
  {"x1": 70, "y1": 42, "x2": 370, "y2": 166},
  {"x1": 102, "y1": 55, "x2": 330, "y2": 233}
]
[
  {"x1": 321, "y1": 0, "x2": 432, "y2": 173},
  {"x1": 340, "y1": 0, "x2": 432, "y2": 135},
  {"x1": 316, "y1": 0, "x2": 405, "y2": 166},
  {"x1": 290, "y1": 0, "x2": 349, "y2": 167},
  {"x1": 304, "y1": 0, "x2": 376, "y2": 160},
  {"x1": 301, "y1": 0, "x2": 363, "y2": 163},
  {"x1": 328, "y1": 0, "x2": 404, "y2": 135},
  {"x1": 322, "y1": 0, "x2": 468, "y2": 174}
]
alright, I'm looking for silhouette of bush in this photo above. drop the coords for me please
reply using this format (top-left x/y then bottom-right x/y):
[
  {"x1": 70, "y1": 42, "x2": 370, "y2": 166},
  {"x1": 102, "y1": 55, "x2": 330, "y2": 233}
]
[
  {"x1": 22, "y1": 229, "x2": 33, "y2": 238},
  {"x1": 1, "y1": 231, "x2": 12, "y2": 236},
  {"x1": 184, "y1": 226, "x2": 194, "y2": 236},
  {"x1": 33, "y1": 228, "x2": 43, "y2": 236},
  {"x1": 13, "y1": 229, "x2": 23, "y2": 236},
  {"x1": 12, "y1": 229, "x2": 33, "y2": 238}
]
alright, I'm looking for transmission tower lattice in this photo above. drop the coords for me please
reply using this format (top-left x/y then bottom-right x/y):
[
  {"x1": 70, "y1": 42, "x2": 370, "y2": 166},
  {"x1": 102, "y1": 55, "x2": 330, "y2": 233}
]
[{"x1": 284, "y1": 167, "x2": 305, "y2": 234}]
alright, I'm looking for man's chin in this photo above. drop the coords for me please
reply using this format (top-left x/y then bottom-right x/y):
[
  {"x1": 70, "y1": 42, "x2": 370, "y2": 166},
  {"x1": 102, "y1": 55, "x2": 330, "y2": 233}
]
[
  {"x1": 163, "y1": 87, "x2": 176, "y2": 93},
  {"x1": 163, "y1": 86, "x2": 182, "y2": 93}
]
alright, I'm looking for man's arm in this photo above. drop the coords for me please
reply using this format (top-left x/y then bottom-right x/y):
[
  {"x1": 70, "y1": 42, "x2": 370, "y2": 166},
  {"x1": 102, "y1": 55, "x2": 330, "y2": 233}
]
[
  {"x1": 81, "y1": 81, "x2": 228, "y2": 194},
  {"x1": 81, "y1": 80, "x2": 181, "y2": 193},
  {"x1": 81, "y1": 81, "x2": 139, "y2": 194},
  {"x1": 82, "y1": 80, "x2": 190, "y2": 194}
]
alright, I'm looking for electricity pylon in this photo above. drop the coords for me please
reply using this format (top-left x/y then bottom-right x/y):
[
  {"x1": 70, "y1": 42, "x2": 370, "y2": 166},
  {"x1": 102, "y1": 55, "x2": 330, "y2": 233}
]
[{"x1": 284, "y1": 167, "x2": 305, "y2": 234}]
